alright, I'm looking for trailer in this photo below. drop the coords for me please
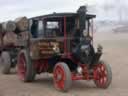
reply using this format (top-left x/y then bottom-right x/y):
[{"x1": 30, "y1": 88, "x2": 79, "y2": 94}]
[{"x1": 0, "y1": 17, "x2": 29, "y2": 74}]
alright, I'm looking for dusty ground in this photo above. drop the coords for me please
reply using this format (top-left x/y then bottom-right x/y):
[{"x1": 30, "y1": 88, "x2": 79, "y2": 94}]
[{"x1": 0, "y1": 32, "x2": 128, "y2": 96}]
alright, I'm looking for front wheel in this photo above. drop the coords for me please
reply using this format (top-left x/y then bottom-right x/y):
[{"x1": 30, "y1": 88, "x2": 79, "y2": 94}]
[
  {"x1": 93, "y1": 61, "x2": 112, "y2": 89},
  {"x1": 53, "y1": 62, "x2": 72, "y2": 92},
  {"x1": 17, "y1": 50, "x2": 36, "y2": 82}
]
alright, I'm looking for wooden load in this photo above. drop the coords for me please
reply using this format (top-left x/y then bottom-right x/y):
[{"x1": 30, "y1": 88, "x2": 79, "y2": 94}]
[
  {"x1": 15, "y1": 17, "x2": 29, "y2": 32},
  {"x1": 0, "y1": 16, "x2": 30, "y2": 47},
  {"x1": 17, "y1": 31, "x2": 32, "y2": 46},
  {"x1": 3, "y1": 32, "x2": 18, "y2": 46},
  {"x1": 2, "y1": 21, "x2": 16, "y2": 32}
]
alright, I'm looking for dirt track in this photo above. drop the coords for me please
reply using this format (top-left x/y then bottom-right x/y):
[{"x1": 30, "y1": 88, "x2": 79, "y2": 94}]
[{"x1": 0, "y1": 32, "x2": 128, "y2": 96}]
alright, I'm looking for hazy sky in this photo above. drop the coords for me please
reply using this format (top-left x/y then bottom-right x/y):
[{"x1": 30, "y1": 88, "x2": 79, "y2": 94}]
[
  {"x1": 0, "y1": 0, "x2": 99, "y2": 22},
  {"x1": 0, "y1": 0, "x2": 128, "y2": 22}
]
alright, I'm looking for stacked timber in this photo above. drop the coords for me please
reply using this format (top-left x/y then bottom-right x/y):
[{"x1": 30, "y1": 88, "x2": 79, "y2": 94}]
[
  {"x1": 18, "y1": 31, "x2": 32, "y2": 46},
  {"x1": 1, "y1": 16, "x2": 30, "y2": 47},
  {"x1": 3, "y1": 31, "x2": 18, "y2": 46},
  {"x1": 19, "y1": 31, "x2": 31, "y2": 41},
  {"x1": 2, "y1": 21, "x2": 17, "y2": 46},
  {"x1": 2, "y1": 21, "x2": 16, "y2": 32},
  {"x1": 15, "y1": 17, "x2": 29, "y2": 32},
  {"x1": 15, "y1": 16, "x2": 30, "y2": 46}
]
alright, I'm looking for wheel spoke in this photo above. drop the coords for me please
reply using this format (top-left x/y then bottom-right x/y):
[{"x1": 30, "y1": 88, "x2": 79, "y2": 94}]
[
  {"x1": 101, "y1": 65, "x2": 105, "y2": 71},
  {"x1": 100, "y1": 78, "x2": 103, "y2": 85},
  {"x1": 18, "y1": 54, "x2": 26, "y2": 80},
  {"x1": 53, "y1": 63, "x2": 71, "y2": 91},
  {"x1": 103, "y1": 77, "x2": 107, "y2": 83},
  {"x1": 104, "y1": 70, "x2": 107, "y2": 76},
  {"x1": 60, "y1": 80, "x2": 64, "y2": 89}
]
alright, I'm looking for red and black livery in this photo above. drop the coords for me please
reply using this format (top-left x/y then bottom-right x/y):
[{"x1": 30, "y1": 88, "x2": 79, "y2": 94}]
[{"x1": 17, "y1": 6, "x2": 112, "y2": 91}]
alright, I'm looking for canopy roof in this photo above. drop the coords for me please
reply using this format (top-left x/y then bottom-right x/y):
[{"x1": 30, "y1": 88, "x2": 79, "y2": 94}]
[{"x1": 30, "y1": 13, "x2": 96, "y2": 20}]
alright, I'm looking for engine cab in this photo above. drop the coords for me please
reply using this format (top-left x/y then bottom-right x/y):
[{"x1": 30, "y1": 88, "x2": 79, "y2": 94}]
[{"x1": 28, "y1": 6, "x2": 100, "y2": 71}]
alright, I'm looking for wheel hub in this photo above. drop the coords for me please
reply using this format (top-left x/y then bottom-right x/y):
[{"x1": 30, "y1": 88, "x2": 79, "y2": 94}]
[{"x1": 56, "y1": 74, "x2": 62, "y2": 81}]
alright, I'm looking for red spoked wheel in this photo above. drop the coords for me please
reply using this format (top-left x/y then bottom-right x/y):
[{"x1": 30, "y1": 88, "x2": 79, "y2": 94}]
[
  {"x1": 53, "y1": 62, "x2": 72, "y2": 92},
  {"x1": 17, "y1": 52, "x2": 26, "y2": 80},
  {"x1": 93, "y1": 61, "x2": 112, "y2": 89},
  {"x1": 17, "y1": 50, "x2": 36, "y2": 82}
]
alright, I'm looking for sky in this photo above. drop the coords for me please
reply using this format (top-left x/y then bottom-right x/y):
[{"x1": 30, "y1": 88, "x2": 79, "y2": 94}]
[
  {"x1": 0, "y1": 0, "x2": 128, "y2": 22},
  {"x1": 0, "y1": 0, "x2": 92, "y2": 22}
]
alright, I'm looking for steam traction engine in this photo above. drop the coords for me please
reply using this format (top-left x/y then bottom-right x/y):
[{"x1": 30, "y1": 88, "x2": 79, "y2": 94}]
[{"x1": 17, "y1": 6, "x2": 112, "y2": 91}]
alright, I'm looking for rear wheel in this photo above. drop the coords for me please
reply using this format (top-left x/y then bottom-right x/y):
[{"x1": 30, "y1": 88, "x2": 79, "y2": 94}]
[
  {"x1": 53, "y1": 62, "x2": 72, "y2": 92},
  {"x1": 93, "y1": 61, "x2": 112, "y2": 89},
  {"x1": 17, "y1": 50, "x2": 36, "y2": 82},
  {"x1": 1, "y1": 51, "x2": 11, "y2": 74}
]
